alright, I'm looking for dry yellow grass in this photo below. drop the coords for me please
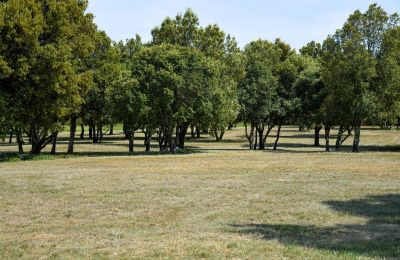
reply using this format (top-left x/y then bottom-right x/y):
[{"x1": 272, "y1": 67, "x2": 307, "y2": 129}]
[{"x1": 0, "y1": 127, "x2": 399, "y2": 259}]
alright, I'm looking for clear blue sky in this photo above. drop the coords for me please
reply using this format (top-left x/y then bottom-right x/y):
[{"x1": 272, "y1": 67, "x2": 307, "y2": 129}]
[{"x1": 87, "y1": 1, "x2": 399, "y2": 50}]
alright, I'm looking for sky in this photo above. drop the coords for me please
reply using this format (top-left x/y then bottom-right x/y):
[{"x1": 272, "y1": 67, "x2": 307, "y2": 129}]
[{"x1": 87, "y1": 1, "x2": 399, "y2": 50}]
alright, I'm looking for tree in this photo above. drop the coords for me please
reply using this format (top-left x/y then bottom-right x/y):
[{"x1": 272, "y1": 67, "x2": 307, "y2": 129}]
[
  {"x1": 321, "y1": 19, "x2": 377, "y2": 152},
  {"x1": 294, "y1": 58, "x2": 325, "y2": 146},
  {"x1": 240, "y1": 40, "x2": 280, "y2": 150},
  {"x1": 0, "y1": 0, "x2": 96, "y2": 154},
  {"x1": 81, "y1": 31, "x2": 120, "y2": 144}
]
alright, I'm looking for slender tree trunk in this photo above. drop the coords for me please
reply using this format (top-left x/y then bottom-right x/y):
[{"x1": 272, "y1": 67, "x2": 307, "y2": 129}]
[
  {"x1": 144, "y1": 128, "x2": 152, "y2": 152},
  {"x1": 254, "y1": 125, "x2": 258, "y2": 151},
  {"x1": 273, "y1": 120, "x2": 283, "y2": 151},
  {"x1": 16, "y1": 130, "x2": 24, "y2": 154},
  {"x1": 245, "y1": 122, "x2": 255, "y2": 150},
  {"x1": 336, "y1": 125, "x2": 344, "y2": 151},
  {"x1": 314, "y1": 125, "x2": 322, "y2": 147},
  {"x1": 325, "y1": 126, "x2": 331, "y2": 152},
  {"x1": 51, "y1": 132, "x2": 58, "y2": 155},
  {"x1": 191, "y1": 125, "x2": 195, "y2": 138},
  {"x1": 89, "y1": 123, "x2": 93, "y2": 139},
  {"x1": 99, "y1": 125, "x2": 103, "y2": 143},
  {"x1": 80, "y1": 124, "x2": 84, "y2": 140},
  {"x1": 93, "y1": 124, "x2": 98, "y2": 143},
  {"x1": 67, "y1": 116, "x2": 77, "y2": 154},
  {"x1": 128, "y1": 131, "x2": 134, "y2": 152},
  {"x1": 109, "y1": 122, "x2": 114, "y2": 135},
  {"x1": 352, "y1": 125, "x2": 361, "y2": 153},
  {"x1": 196, "y1": 127, "x2": 201, "y2": 138},
  {"x1": 228, "y1": 123, "x2": 233, "y2": 130},
  {"x1": 258, "y1": 126, "x2": 265, "y2": 150},
  {"x1": 178, "y1": 124, "x2": 189, "y2": 149},
  {"x1": 8, "y1": 130, "x2": 13, "y2": 143}
]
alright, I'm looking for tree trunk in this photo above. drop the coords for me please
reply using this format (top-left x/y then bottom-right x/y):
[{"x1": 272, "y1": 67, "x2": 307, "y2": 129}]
[
  {"x1": 80, "y1": 124, "x2": 84, "y2": 140},
  {"x1": 335, "y1": 125, "x2": 344, "y2": 151},
  {"x1": 352, "y1": 125, "x2": 361, "y2": 153},
  {"x1": 245, "y1": 122, "x2": 255, "y2": 150},
  {"x1": 8, "y1": 130, "x2": 12, "y2": 143},
  {"x1": 196, "y1": 128, "x2": 201, "y2": 138},
  {"x1": 178, "y1": 123, "x2": 189, "y2": 149},
  {"x1": 191, "y1": 125, "x2": 195, "y2": 138},
  {"x1": 314, "y1": 125, "x2": 322, "y2": 147},
  {"x1": 51, "y1": 132, "x2": 58, "y2": 155},
  {"x1": 254, "y1": 126, "x2": 258, "y2": 150},
  {"x1": 67, "y1": 116, "x2": 77, "y2": 154},
  {"x1": 128, "y1": 131, "x2": 134, "y2": 152},
  {"x1": 273, "y1": 121, "x2": 283, "y2": 151},
  {"x1": 99, "y1": 125, "x2": 103, "y2": 143},
  {"x1": 324, "y1": 126, "x2": 331, "y2": 152},
  {"x1": 93, "y1": 124, "x2": 98, "y2": 143},
  {"x1": 144, "y1": 128, "x2": 152, "y2": 152},
  {"x1": 16, "y1": 130, "x2": 24, "y2": 154},
  {"x1": 109, "y1": 122, "x2": 114, "y2": 135},
  {"x1": 258, "y1": 125, "x2": 265, "y2": 150},
  {"x1": 89, "y1": 124, "x2": 93, "y2": 139}
]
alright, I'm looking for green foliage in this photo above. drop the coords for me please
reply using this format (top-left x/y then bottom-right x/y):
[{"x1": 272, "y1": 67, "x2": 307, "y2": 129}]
[{"x1": 0, "y1": 0, "x2": 96, "y2": 153}]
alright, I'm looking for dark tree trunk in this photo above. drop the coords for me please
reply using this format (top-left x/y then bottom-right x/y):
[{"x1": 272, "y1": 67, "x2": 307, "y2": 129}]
[
  {"x1": 144, "y1": 128, "x2": 152, "y2": 152},
  {"x1": 254, "y1": 126, "x2": 258, "y2": 150},
  {"x1": 335, "y1": 125, "x2": 344, "y2": 151},
  {"x1": 127, "y1": 131, "x2": 134, "y2": 152},
  {"x1": 214, "y1": 129, "x2": 225, "y2": 142},
  {"x1": 109, "y1": 123, "x2": 114, "y2": 135},
  {"x1": 99, "y1": 125, "x2": 103, "y2": 143},
  {"x1": 258, "y1": 125, "x2": 265, "y2": 150},
  {"x1": 191, "y1": 125, "x2": 195, "y2": 138},
  {"x1": 16, "y1": 130, "x2": 24, "y2": 154},
  {"x1": 178, "y1": 123, "x2": 189, "y2": 149},
  {"x1": 228, "y1": 123, "x2": 234, "y2": 130},
  {"x1": 80, "y1": 124, "x2": 84, "y2": 140},
  {"x1": 89, "y1": 124, "x2": 93, "y2": 139},
  {"x1": 314, "y1": 125, "x2": 322, "y2": 147},
  {"x1": 196, "y1": 128, "x2": 201, "y2": 138},
  {"x1": 67, "y1": 116, "x2": 77, "y2": 154},
  {"x1": 245, "y1": 122, "x2": 255, "y2": 150},
  {"x1": 273, "y1": 121, "x2": 283, "y2": 151},
  {"x1": 92, "y1": 124, "x2": 98, "y2": 143},
  {"x1": 8, "y1": 130, "x2": 12, "y2": 143},
  {"x1": 51, "y1": 132, "x2": 58, "y2": 155},
  {"x1": 299, "y1": 125, "x2": 305, "y2": 132},
  {"x1": 352, "y1": 125, "x2": 361, "y2": 153},
  {"x1": 325, "y1": 126, "x2": 331, "y2": 152}
]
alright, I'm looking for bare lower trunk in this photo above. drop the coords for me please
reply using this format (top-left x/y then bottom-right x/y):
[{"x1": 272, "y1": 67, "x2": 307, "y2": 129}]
[
  {"x1": 109, "y1": 123, "x2": 114, "y2": 135},
  {"x1": 144, "y1": 128, "x2": 152, "y2": 152},
  {"x1": 335, "y1": 125, "x2": 344, "y2": 151},
  {"x1": 89, "y1": 123, "x2": 93, "y2": 139},
  {"x1": 16, "y1": 130, "x2": 24, "y2": 154},
  {"x1": 196, "y1": 128, "x2": 201, "y2": 138},
  {"x1": 80, "y1": 124, "x2": 84, "y2": 140},
  {"x1": 325, "y1": 126, "x2": 331, "y2": 152},
  {"x1": 245, "y1": 122, "x2": 255, "y2": 150},
  {"x1": 314, "y1": 125, "x2": 322, "y2": 147},
  {"x1": 127, "y1": 131, "x2": 134, "y2": 152},
  {"x1": 9, "y1": 130, "x2": 13, "y2": 143},
  {"x1": 191, "y1": 125, "x2": 195, "y2": 138},
  {"x1": 51, "y1": 132, "x2": 58, "y2": 155},
  {"x1": 273, "y1": 121, "x2": 283, "y2": 151},
  {"x1": 67, "y1": 116, "x2": 77, "y2": 154},
  {"x1": 352, "y1": 125, "x2": 361, "y2": 153}
]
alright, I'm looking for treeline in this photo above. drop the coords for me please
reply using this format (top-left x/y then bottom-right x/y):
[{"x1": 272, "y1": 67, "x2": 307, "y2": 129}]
[{"x1": 0, "y1": 1, "x2": 399, "y2": 154}]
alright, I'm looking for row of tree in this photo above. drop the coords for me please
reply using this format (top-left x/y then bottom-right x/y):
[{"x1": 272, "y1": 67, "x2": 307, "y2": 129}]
[{"x1": 0, "y1": 1, "x2": 399, "y2": 154}]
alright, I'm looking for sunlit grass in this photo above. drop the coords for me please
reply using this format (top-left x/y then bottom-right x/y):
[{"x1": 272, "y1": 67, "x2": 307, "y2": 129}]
[{"x1": 0, "y1": 127, "x2": 399, "y2": 259}]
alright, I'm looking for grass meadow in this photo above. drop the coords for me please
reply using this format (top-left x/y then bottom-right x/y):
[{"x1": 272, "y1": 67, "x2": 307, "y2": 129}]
[{"x1": 0, "y1": 127, "x2": 399, "y2": 259}]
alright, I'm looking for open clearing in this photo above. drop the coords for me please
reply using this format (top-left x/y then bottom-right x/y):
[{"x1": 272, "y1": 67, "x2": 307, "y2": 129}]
[{"x1": 0, "y1": 127, "x2": 399, "y2": 259}]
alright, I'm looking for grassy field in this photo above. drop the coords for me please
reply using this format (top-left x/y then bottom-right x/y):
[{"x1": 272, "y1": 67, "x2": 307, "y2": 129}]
[{"x1": 0, "y1": 127, "x2": 399, "y2": 259}]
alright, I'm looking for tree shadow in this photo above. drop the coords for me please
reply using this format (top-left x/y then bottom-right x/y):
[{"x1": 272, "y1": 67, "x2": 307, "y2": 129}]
[{"x1": 230, "y1": 194, "x2": 400, "y2": 258}]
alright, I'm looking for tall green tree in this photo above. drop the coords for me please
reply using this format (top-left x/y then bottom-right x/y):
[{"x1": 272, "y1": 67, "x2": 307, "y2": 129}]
[{"x1": 0, "y1": 0, "x2": 96, "y2": 154}]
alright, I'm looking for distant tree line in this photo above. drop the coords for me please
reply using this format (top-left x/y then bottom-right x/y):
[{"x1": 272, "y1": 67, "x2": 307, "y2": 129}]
[{"x1": 0, "y1": 1, "x2": 399, "y2": 154}]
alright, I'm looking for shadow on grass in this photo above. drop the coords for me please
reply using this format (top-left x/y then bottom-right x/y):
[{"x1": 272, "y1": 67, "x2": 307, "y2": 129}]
[
  {"x1": 0, "y1": 149, "x2": 202, "y2": 163},
  {"x1": 231, "y1": 194, "x2": 400, "y2": 258}
]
